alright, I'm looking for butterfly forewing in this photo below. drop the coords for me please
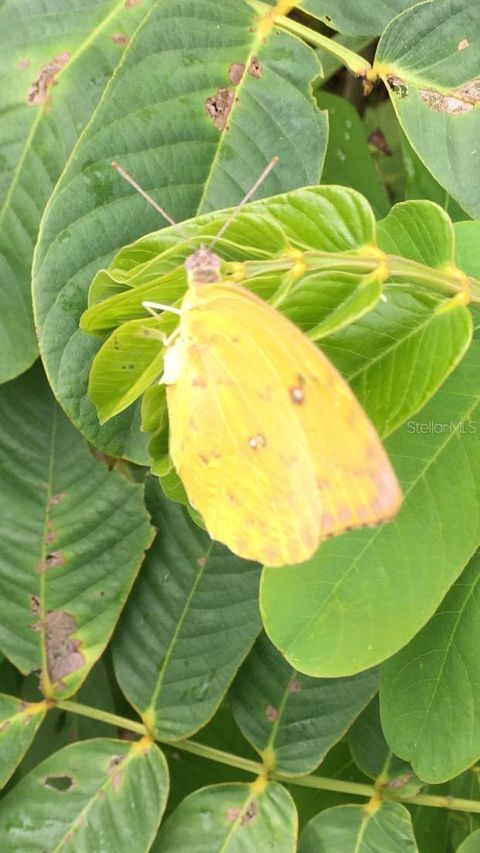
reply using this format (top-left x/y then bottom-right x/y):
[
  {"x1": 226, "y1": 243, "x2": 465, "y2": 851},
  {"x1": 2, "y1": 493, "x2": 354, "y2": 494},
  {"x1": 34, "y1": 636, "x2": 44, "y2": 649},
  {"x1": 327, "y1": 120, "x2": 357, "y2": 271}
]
[{"x1": 164, "y1": 280, "x2": 402, "y2": 566}]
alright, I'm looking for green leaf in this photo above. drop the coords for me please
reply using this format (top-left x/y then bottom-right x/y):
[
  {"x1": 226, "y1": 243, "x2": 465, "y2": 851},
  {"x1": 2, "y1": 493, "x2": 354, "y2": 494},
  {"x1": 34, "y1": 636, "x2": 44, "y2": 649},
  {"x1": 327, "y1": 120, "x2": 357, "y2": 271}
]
[
  {"x1": 0, "y1": 737, "x2": 168, "y2": 851},
  {"x1": 349, "y1": 695, "x2": 421, "y2": 796},
  {"x1": 298, "y1": 0, "x2": 418, "y2": 36},
  {"x1": 377, "y1": 201, "x2": 454, "y2": 268},
  {"x1": 33, "y1": 0, "x2": 326, "y2": 461},
  {"x1": 299, "y1": 803, "x2": 418, "y2": 852},
  {"x1": 457, "y1": 829, "x2": 480, "y2": 853},
  {"x1": 89, "y1": 317, "x2": 166, "y2": 423},
  {"x1": 316, "y1": 92, "x2": 390, "y2": 218},
  {"x1": 375, "y1": 0, "x2": 480, "y2": 218},
  {"x1": 380, "y1": 551, "x2": 480, "y2": 783},
  {"x1": 153, "y1": 781, "x2": 297, "y2": 853},
  {"x1": 455, "y1": 222, "x2": 480, "y2": 281},
  {"x1": 0, "y1": 695, "x2": 46, "y2": 789},
  {"x1": 324, "y1": 287, "x2": 472, "y2": 436},
  {"x1": 260, "y1": 340, "x2": 480, "y2": 677},
  {"x1": 230, "y1": 633, "x2": 377, "y2": 775},
  {"x1": 17, "y1": 657, "x2": 118, "y2": 778},
  {"x1": 401, "y1": 136, "x2": 470, "y2": 221},
  {"x1": 113, "y1": 479, "x2": 261, "y2": 739},
  {"x1": 0, "y1": 0, "x2": 154, "y2": 384},
  {"x1": 0, "y1": 363, "x2": 153, "y2": 698}
]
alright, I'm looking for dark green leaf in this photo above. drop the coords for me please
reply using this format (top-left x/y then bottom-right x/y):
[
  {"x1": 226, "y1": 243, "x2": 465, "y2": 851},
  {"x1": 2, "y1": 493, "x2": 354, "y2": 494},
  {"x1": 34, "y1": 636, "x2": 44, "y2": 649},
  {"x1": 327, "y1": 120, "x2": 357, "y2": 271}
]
[
  {"x1": 230, "y1": 632, "x2": 377, "y2": 775},
  {"x1": 0, "y1": 738, "x2": 168, "y2": 851},
  {"x1": 114, "y1": 480, "x2": 261, "y2": 739},
  {"x1": 0, "y1": 363, "x2": 153, "y2": 698}
]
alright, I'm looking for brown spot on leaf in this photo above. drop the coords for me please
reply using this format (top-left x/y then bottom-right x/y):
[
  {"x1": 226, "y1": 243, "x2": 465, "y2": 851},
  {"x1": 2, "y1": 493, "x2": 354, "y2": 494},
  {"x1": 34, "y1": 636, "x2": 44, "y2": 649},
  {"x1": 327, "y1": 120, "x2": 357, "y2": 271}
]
[
  {"x1": 288, "y1": 678, "x2": 301, "y2": 693},
  {"x1": 37, "y1": 551, "x2": 65, "y2": 574},
  {"x1": 43, "y1": 611, "x2": 85, "y2": 687},
  {"x1": 44, "y1": 774, "x2": 75, "y2": 792},
  {"x1": 387, "y1": 772, "x2": 415, "y2": 790},
  {"x1": 0, "y1": 720, "x2": 11, "y2": 734},
  {"x1": 18, "y1": 58, "x2": 31, "y2": 70},
  {"x1": 265, "y1": 705, "x2": 278, "y2": 721},
  {"x1": 112, "y1": 33, "x2": 129, "y2": 45},
  {"x1": 241, "y1": 802, "x2": 258, "y2": 825},
  {"x1": 108, "y1": 755, "x2": 124, "y2": 791},
  {"x1": 45, "y1": 530, "x2": 56, "y2": 545},
  {"x1": 31, "y1": 595, "x2": 41, "y2": 616},
  {"x1": 197, "y1": 555, "x2": 207, "y2": 568},
  {"x1": 125, "y1": 0, "x2": 141, "y2": 6},
  {"x1": 228, "y1": 63, "x2": 245, "y2": 85},
  {"x1": 27, "y1": 52, "x2": 70, "y2": 106},
  {"x1": 227, "y1": 807, "x2": 241, "y2": 822},
  {"x1": 368, "y1": 128, "x2": 392, "y2": 156},
  {"x1": 248, "y1": 57, "x2": 262, "y2": 78},
  {"x1": 419, "y1": 80, "x2": 480, "y2": 114},
  {"x1": 205, "y1": 87, "x2": 235, "y2": 130},
  {"x1": 49, "y1": 492, "x2": 65, "y2": 506},
  {"x1": 458, "y1": 39, "x2": 469, "y2": 51}
]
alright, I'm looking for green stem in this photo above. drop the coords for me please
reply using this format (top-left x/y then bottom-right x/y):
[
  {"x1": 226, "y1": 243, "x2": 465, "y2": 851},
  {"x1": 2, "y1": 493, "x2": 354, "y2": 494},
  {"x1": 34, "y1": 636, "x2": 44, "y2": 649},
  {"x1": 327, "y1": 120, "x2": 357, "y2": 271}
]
[
  {"x1": 57, "y1": 700, "x2": 480, "y2": 814},
  {"x1": 247, "y1": 0, "x2": 371, "y2": 76}
]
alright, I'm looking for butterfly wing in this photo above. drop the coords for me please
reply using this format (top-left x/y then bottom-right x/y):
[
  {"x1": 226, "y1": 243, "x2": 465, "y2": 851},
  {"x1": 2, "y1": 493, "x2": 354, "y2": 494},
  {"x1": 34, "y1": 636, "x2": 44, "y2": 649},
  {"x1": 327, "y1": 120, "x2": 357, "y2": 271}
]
[{"x1": 165, "y1": 283, "x2": 401, "y2": 566}]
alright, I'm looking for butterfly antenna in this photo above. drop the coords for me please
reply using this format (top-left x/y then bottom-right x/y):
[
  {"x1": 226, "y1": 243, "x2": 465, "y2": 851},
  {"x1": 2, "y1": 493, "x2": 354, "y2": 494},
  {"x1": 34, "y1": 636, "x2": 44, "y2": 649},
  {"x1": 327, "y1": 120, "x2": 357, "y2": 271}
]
[
  {"x1": 112, "y1": 161, "x2": 189, "y2": 239},
  {"x1": 208, "y1": 156, "x2": 279, "y2": 250}
]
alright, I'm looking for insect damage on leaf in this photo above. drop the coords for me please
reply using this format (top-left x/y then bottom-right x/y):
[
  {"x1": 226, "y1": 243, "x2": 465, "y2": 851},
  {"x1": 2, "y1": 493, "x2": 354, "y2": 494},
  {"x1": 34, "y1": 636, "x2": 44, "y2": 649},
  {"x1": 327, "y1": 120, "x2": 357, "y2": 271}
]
[
  {"x1": 36, "y1": 551, "x2": 65, "y2": 574},
  {"x1": 108, "y1": 755, "x2": 125, "y2": 792},
  {"x1": 27, "y1": 52, "x2": 70, "y2": 106},
  {"x1": 248, "y1": 56, "x2": 262, "y2": 78},
  {"x1": 205, "y1": 88, "x2": 235, "y2": 130},
  {"x1": 32, "y1": 610, "x2": 85, "y2": 688},
  {"x1": 43, "y1": 774, "x2": 75, "y2": 792},
  {"x1": 112, "y1": 33, "x2": 129, "y2": 45},
  {"x1": 228, "y1": 63, "x2": 245, "y2": 85},
  {"x1": 419, "y1": 78, "x2": 480, "y2": 115}
]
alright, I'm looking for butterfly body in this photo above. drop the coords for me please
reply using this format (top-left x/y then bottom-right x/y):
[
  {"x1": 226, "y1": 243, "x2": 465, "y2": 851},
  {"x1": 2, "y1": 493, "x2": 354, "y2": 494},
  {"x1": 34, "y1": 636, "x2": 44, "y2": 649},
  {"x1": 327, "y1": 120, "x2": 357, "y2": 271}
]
[{"x1": 162, "y1": 248, "x2": 402, "y2": 567}]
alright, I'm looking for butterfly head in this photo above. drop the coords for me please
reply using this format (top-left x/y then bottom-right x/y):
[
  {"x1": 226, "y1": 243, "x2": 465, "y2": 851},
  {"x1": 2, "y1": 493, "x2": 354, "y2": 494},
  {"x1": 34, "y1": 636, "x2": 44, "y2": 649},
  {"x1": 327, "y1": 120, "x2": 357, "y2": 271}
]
[{"x1": 185, "y1": 246, "x2": 222, "y2": 287}]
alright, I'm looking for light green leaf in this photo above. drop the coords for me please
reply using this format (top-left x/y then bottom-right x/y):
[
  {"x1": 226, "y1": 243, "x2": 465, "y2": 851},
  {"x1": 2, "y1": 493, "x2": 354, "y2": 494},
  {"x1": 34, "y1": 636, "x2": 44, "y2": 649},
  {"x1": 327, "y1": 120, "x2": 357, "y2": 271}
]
[
  {"x1": 0, "y1": 363, "x2": 153, "y2": 698},
  {"x1": 375, "y1": 0, "x2": 480, "y2": 218},
  {"x1": 89, "y1": 317, "x2": 166, "y2": 423},
  {"x1": 33, "y1": 0, "x2": 326, "y2": 461},
  {"x1": 349, "y1": 695, "x2": 421, "y2": 796},
  {"x1": 299, "y1": 803, "x2": 418, "y2": 852},
  {"x1": 316, "y1": 92, "x2": 390, "y2": 218},
  {"x1": 380, "y1": 551, "x2": 480, "y2": 783},
  {"x1": 0, "y1": 694, "x2": 46, "y2": 789},
  {"x1": 455, "y1": 222, "x2": 480, "y2": 281},
  {"x1": 153, "y1": 781, "x2": 297, "y2": 853},
  {"x1": 0, "y1": 0, "x2": 154, "y2": 384},
  {"x1": 323, "y1": 288, "x2": 472, "y2": 437},
  {"x1": 261, "y1": 340, "x2": 480, "y2": 677},
  {"x1": 0, "y1": 737, "x2": 168, "y2": 851},
  {"x1": 113, "y1": 479, "x2": 261, "y2": 739},
  {"x1": 377, "y1": 201, "x2": 455, "y2": 268},
  {"x1": 298, "y1": 0, "x2": 418, "y2": 36},
  {"x1": 457, "y1": 830, "x2": 480, "y2": 853},
  {"x1": 230, "y1": 633, "x2": 377, "y2": 775}
]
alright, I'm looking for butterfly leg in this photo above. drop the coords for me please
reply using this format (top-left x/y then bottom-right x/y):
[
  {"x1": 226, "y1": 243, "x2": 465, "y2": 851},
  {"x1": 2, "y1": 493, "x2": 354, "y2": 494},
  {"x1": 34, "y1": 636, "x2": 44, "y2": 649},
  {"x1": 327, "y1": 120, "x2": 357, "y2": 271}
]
[{"x1": 143, "y1": 300, "x2": 182, "y2": 317}]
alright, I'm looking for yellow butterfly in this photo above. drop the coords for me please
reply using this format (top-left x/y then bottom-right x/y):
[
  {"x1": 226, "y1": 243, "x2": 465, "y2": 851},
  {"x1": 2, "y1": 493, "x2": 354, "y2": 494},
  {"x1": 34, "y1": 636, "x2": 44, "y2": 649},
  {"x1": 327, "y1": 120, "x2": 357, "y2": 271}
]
[{"x1": 116, "y1": 164, "x2": 402, "y2": 567}]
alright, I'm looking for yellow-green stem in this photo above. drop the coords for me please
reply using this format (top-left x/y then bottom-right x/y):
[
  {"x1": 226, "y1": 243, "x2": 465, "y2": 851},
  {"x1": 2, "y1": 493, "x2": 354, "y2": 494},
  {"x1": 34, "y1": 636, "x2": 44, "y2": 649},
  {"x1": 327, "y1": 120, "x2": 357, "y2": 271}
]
[
  {"x1": 247, "y1": 0, "x2": 371, "y2": 76},
  {"x1": 57, "y1": 700, "x2": 480, "y2": 814}
]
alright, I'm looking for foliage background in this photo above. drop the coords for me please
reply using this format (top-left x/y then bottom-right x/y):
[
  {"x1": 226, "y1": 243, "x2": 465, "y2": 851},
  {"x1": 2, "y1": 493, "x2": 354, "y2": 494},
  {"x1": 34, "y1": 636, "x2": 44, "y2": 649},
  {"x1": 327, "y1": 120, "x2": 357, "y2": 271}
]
[{"x1": 1, "y1": 0, "x2": 480, "y2": 850}]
